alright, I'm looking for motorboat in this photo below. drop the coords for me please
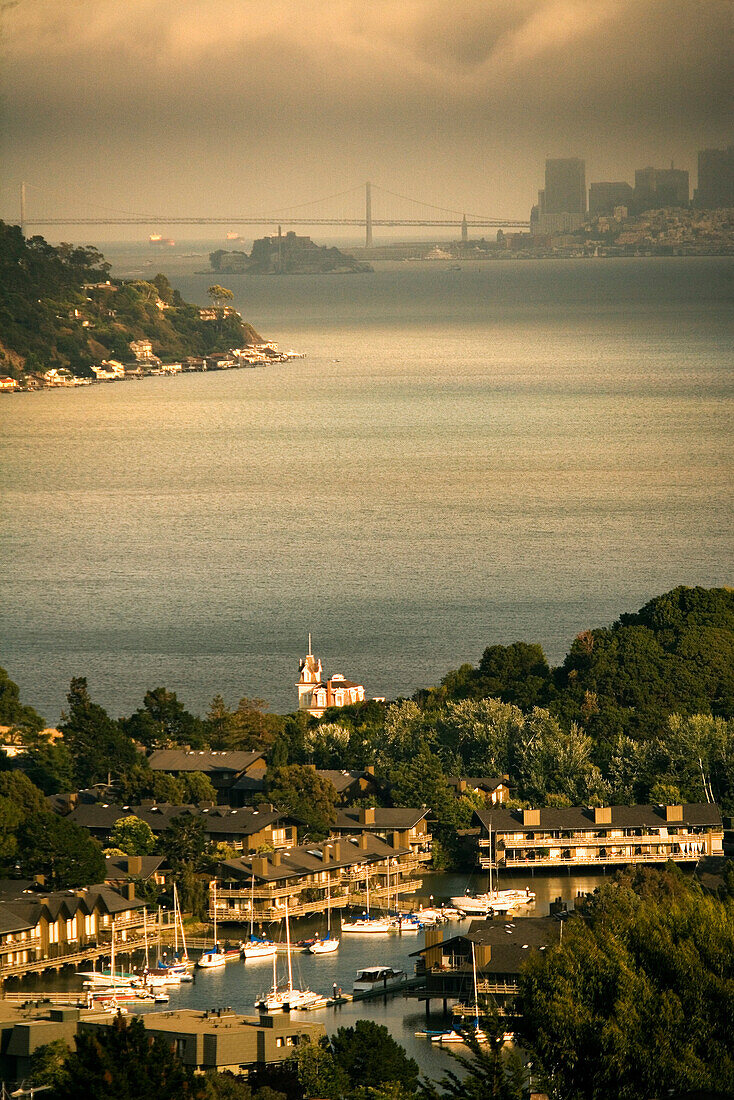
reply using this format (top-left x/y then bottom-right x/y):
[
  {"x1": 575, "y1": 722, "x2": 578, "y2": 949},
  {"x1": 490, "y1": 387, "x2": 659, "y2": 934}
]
[{"x1": 353, "y1": 966, "x2": 406, "y2": 994}]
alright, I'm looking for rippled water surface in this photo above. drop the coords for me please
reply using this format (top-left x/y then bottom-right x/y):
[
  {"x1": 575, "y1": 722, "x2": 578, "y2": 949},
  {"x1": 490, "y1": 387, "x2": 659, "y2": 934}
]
[{"x1": 1, "y1": 256, "x2": 732, "y2": 720}]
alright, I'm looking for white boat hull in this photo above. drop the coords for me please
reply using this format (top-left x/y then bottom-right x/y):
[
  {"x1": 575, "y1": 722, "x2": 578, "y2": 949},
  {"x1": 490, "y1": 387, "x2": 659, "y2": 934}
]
[
  {"x1": 242, "y1": 940, "x2": 278, "y2": 959},
  {"x1": 342, "y1": 919, "x2": 393, "y2": 934},
  {"x1": 308, "y1": 937, "x2": 340, "y2": 954}
]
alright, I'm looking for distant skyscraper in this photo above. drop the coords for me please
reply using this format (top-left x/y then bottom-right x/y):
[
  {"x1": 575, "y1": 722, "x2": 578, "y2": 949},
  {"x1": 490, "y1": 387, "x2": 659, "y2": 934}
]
[
  {"x1": 695, "y1": 146, "x2": 734, "y2": 208},
  {"x1": 589, "y1": 181, "x2": 634, "y2": 217},
  {"x1": 544, "y1": 158, "x2": 587, "y2": 215},
  {"x1": 634, "y1": 166, "x2": 689, "y2": 211}
]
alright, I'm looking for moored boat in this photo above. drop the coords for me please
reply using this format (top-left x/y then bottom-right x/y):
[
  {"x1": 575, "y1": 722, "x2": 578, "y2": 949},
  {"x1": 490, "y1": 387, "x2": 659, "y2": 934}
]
[{"x1": 353, "y1": 965, "x2": 406, "y2": 994}]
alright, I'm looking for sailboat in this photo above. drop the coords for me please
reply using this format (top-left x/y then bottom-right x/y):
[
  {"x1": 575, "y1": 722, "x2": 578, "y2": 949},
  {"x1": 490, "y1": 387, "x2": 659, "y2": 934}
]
[
  {"x1": 450, "y1": 824, "x2": 535, "y2": 916},
  {"x1": 196, "y1": 881, "x2": 241, "y2": 968},
  {"x1": 432, "y1": 941, "x2": 488, "y2": 1044},
  {"x1": 152, "y1": 885, "x2": 194, "y2": 981},
  {"x1": 342, "y1": 869, "x2": 392, "y2": 933},
  {"x1": 308, "y1": 877, "x2": 339, "y2": 954},
  {"x1": 242, "y1": 874, "x2": 278, "y2": 959},
  {"x1": 255, "y1": 897, "x2": 327, "y2": 1010}
]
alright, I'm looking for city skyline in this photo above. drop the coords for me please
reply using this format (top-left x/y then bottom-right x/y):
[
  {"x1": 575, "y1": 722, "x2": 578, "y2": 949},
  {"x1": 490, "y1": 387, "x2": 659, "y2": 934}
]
[{"x1": 1, "y1": 1, "x2": 731, "y2": 236}]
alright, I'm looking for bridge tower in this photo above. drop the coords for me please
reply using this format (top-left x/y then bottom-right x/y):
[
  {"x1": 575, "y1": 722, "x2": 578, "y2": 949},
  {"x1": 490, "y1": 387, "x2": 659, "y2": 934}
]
[
  {"x1": 20, "y1": 182, "x2": 25, "y2": 237},
  {"x1": 365, "y1": 181, "x2": 373, "y2": 248},
  {"x1": 461, "y1": 213, "x2": 468, "y2": 243}
]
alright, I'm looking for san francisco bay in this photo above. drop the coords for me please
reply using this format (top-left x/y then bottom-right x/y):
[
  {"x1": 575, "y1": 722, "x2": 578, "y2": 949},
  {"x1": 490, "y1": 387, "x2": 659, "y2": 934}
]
[{"x1": 1, "y1": 255, "x2": 732, "y2": 721}]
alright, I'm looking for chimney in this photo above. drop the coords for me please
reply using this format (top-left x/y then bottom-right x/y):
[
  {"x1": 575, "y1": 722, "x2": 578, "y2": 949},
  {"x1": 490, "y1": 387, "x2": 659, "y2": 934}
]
[
  {"x1": 364, "y1": 765, "x2": 375, "y2": 776},
  {"x1": 359, "y1": 807, "x2": 376, "y2": 825},
  {"x1": 359, "y1": 834, "x2": 369, "y2": 850},
  {"x1": 198, "y1": 800, "x2": 215, "y2": 810},
  {"x1": 332, "y1": 841, "x2": 342, "y2": 862},
  {"x1": 271, "y1": 851, "x2": 281, "y2": 867},
  {"x1": 127, "y1": 855, "x2": 143, "y2": 875},
  {"x1": 522, "y1": 809, "x2": 540, "y2": 827},
  {"x1": 251, "y1": 856, "x2": 269, "y2": 877},
  {"x1": 257, "y1": 803, "x2": 274, "y2": 814},
  {"x1": 593, "y1": 806, "x2": 612, "y2": 825},
  {"x1": 665, "y1": 804, "x2": 684, "y2": 822},
  {"x1": 458, "y1": 780, "x2": 467, "y2": 794},
  {"x1": 322, "y1": 844, "x2": 333, "y2": 863},
  {"x1": 34, "y1": 874, "x2": 45, "y2": 887},
  {"x1": 125, "y1": 882, "x2": 136, "y2": 901}
]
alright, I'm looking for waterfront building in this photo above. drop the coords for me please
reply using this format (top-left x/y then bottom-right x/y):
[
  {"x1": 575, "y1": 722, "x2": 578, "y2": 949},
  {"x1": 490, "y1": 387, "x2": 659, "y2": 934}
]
[
  {"x1": 297, "y1": 637, "x2": 365, "y2": 717},
  {"x1": 412, "y1": 917, "x2": 561, "y2": 1014},
  {"x1": 330, "y1": 806, "x2": 433, "y2": 867},
  {"x1": 0, "y1": 883, "x2": 148, "y2": 982},
  {"x1": 472, "y1": 803, "x2": 723, "y2": 871},
  {"x1": 695, "y1": 146, "x2": 734, "y2": 208},
  {"x1": 214, "y1": 832, "x2": 419, "y2": 923},
  {"x1": 0, "y1": 1006, "x2": 325, "y2": 1083}
]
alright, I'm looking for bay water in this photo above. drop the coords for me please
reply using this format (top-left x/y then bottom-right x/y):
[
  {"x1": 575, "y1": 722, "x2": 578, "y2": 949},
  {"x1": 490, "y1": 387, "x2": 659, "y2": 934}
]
[{"x1": 0, "y1": 256, "x2": 732, "y2": 722}]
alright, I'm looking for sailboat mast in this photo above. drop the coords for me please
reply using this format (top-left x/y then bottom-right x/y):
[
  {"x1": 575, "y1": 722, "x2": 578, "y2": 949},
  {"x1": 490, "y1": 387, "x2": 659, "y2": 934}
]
[
  {"x1": 111, "y1": 917, "x2": 116, "y2": 985},
  {"x1": 285, "y1": 896, "x2": 293, "y2": 994},
  {"x1": 250, "y1": 875, "x2": 255, "y2": 939},
  {"x1": 326, "y1": 878, "x2": 331, "y2": 935},
  {"x1": 471, "y1": 940, "x2": 479, "y2": 1028},
  {"x1": 213, "y1": 880, "x2": 218, "y2": 945},
  {"x1": 143, "y1": 906, "x2": 149, "y2": 970},
  {"x1": 175, "y1": 884, "x2": 189, "y2": 961}
]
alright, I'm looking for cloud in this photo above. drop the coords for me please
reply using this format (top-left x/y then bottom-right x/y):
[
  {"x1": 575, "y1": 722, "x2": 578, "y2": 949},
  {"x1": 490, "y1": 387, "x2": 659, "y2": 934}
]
[{"x1": 3, "y1": 0, "x2": 731, "y2": 222}]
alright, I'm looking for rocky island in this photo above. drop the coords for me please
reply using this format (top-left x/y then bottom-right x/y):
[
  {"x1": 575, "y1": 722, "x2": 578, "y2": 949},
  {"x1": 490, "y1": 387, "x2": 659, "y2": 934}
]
[{"x1": 209, "y1": 230, "x2": 372, "y2": 275}]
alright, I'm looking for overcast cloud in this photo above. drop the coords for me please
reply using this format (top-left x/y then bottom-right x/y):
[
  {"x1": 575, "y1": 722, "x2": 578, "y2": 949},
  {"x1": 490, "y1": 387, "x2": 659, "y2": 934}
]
[{"x1": 2, "y1": 0, "x2": 731, "y2": 232}]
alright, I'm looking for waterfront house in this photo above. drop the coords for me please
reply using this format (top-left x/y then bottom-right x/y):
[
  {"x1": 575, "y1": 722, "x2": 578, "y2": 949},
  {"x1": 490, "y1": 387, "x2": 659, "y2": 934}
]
[
  {"x1": 104, "y1": 853, "x2": 167, "y2": 892},
  {"x1": 412, "y1": 917, "x2": 562, "y2": 1013},
  {"x1": 0, "y1": 376, "x2": 19, "y2": 392},
  {"x1": 331, "y1": 806, "x2": 433, "y2": 867},
  {"x1": 472, "y1": 802, "x2": 723, "y2": 871},
  {"x1": 0, "y1": 883, "x2": 148, "y2": 981},
  {"x1": 214, "y1": 832, "x2": 417, "y2": 923}
]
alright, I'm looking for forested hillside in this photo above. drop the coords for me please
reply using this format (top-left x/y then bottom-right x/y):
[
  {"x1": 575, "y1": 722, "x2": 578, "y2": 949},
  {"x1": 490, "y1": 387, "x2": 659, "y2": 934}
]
[{"x1": 0, "y1": 222, "x2": 261, "y2": 378}]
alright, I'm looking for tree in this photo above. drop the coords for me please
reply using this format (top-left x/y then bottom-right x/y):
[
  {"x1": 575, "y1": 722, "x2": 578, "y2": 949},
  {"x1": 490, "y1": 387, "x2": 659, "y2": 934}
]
[
  {"x1": 60, "y1": 677, "x2": 137, "y2": 787},
  {"x1": 28, "y1": 1037, "x2": 71, "y2": 1092},
  {"x1": 435, "y1": 697, "x2": 525, "y2": 777},
  {"x1": 295, "y1": 1038, "x2": 349, "y2": 1100},
  {"x1": 419, "y1": 1023, "x2": 526, "y2": 1100},
  {"x1": 109, "y1": 814, "x2": 157, "y2": 856},
  {"x1": 161, "y1": 814, "x2": 207, "y2": 871},
  {"x1": 520, "y1": 868, "x2": 734, "y2": 1099},
  {"x1": 331, "y1": 1020, "x2": 420, "y2": 1095},
  {"x1": 0, "y1": 664, "x2": 45, "y2": 733},
  {"x1": 265, "y1": 765, "x2": 338, "y2": 839},
  {"x1": 205, "y1": 695, "x2": 282, "y2": 751},
  {"x1": 207, "y1": 284, "x2": 234, "y2": 310},
  {"x1": 181, "y1": 771, "x2": 217, "y2": 804},
  {"x1": 122, "y1": 687, "x2": 205, "y2": 749},
  {"x1": 18, "y1": 812, "x2": 106, "y2": 886},
  {"x1": 53, "y1": 1014, "x2": 197, "y2": 1100},
  {"x1": 515, "y1": 708, "x2": 609, "y2": 806},
  {"x1": 0, "y1": 770, "x2": 46, "y2": 817},
  {"x1": 22, "y1": 740, "x2": 75, "y2": 795}
]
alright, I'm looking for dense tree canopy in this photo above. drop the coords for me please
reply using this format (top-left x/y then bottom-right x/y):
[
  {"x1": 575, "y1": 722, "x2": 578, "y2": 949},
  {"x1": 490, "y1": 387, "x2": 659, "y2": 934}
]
[
  {"x1": 60, "y1": 677, "x2": 138, "y2": 788},
  {"x1": 265, "y1": 765, "x2": 338, "y2": 839},
  {"x1": 0, "y1": 665, "x2": 45, "y2": 733},
  {"x1": 519, "y1": 866, "x2": 734, "y2": 1099},
  {"x1": 17, "y1": 812, "x2": 106, "y2": 886}
]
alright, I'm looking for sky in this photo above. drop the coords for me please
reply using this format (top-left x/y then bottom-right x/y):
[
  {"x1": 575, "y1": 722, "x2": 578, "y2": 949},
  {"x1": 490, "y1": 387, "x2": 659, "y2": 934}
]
[{"x1": 1, "y1": 0, "x2": 732, "y2": 237}]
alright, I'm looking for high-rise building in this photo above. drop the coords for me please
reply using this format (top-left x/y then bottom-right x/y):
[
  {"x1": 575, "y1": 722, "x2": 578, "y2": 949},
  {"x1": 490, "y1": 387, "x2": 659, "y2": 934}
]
[
  {"x1": 695, "y1": 146, "x2": 734, "y2": 208},
  {"x1": 589, "y1": 181, "x2": 634, "y2": 217},
  {"x1": 544, "y1": 158, "x2": 587, "y2": 215},
  {"x1": 634, "y1": 166, "x2": 689, "y2": 211}
]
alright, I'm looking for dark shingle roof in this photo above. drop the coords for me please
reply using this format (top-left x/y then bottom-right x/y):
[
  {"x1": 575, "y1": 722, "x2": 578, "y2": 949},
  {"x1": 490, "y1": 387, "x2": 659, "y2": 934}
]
[
  {"x1": 474, "y1": 803, "x2": 722, "y2": 833},
  {"x1": 148, "y1": 750, "x2": 264, "y2": 775},
  {"x1": 334, "y1": 807, "x2": 430, "y2": 831},
  {"x1": 220, "y1": 833, "x2": 409, "y2": 884}
]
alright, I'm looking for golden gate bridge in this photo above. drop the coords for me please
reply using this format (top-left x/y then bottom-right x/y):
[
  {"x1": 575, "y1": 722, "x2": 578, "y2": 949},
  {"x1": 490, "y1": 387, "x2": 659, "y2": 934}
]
[{"x1": 17, "y1": 181, "x2": 529, "y2": 246}]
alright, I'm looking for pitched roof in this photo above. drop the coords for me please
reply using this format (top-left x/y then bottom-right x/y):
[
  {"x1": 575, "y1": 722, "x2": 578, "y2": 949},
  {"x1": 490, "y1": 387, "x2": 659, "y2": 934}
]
[
  {"x1": 147, "y1": 750, "x2": 265, "y2": 774},
  {"x1": 412, "y1": 916, "x2": 562, "y2": 975},
  {"x1": 474, "y1": 802, "x2": 722, "y2": 833},
  {"x1": 220, "y1": 833, "x2": 409, "y2": 884},
  {"x1": 314, "y1": 770, "x2": 369, "y2": 794},
  {"x1": 69, "y1": 802, "x2": 286, "y2": 839},
  {"x1": 447, "y1": 777, "x2": 510, "y2": 791},
  {"x1": 333, "y1": 807, "x2": 430, "y2": 830}
]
